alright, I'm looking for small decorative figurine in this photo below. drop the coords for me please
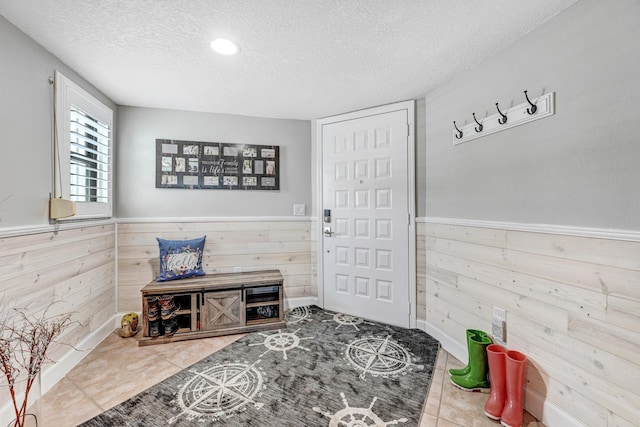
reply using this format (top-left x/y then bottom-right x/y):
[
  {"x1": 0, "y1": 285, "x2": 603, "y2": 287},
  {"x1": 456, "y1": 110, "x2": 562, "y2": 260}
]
[{"x1": 118, "y1": 312, "x2": 139, "y2": 338}]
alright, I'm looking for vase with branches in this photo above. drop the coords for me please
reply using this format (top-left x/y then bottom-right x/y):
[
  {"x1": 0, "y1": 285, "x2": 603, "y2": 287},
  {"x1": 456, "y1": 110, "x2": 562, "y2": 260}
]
[{"x1": 0, "y1": 303, "x2": 73, "y2": 427}]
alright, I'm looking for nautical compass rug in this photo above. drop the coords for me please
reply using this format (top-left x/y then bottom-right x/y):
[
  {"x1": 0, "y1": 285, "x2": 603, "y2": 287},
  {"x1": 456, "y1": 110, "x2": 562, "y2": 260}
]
[{"x1": 80, "y1": 306, "x2": 440, "y2": 426}]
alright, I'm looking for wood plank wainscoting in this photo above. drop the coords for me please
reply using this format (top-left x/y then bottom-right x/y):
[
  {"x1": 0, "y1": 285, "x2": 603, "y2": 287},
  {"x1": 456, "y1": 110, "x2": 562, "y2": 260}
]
[
  {"x1": 0, "y1": 223, "x2": 116, "y2": 418},
  {"x1": 117, "y1": 219, "x2": 315, "y2": 313},
  {"x1": 421, "y1": 220, "x2": 640, "y2": 427}
]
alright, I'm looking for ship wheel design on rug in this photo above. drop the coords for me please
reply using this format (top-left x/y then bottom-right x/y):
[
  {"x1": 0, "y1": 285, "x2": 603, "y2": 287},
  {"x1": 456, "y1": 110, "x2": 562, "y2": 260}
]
[
  {"x1": 323, "y1": 312, "x2": 375, "y2": 331},
  {"x1": 313, "y1": 392, "x2": 408, "y2": 426},
  {"x1": 169, "y1": 360, "x2": 265, "y2": 424},
  {"x1": 248, "y1": 328, "x2": 314, "y2": 360},
  {"x1": 285, "y1": 306, "x2": 313, "y2": 324},
  {"x1": 345, "y1": 335, "x2": 424, "y2": 380}
]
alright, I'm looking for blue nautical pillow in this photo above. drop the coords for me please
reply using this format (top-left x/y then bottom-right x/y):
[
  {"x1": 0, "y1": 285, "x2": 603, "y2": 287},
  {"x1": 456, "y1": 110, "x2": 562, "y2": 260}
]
[{"x1": 156, "y1": 236, "x2": 206, "y2": 282}]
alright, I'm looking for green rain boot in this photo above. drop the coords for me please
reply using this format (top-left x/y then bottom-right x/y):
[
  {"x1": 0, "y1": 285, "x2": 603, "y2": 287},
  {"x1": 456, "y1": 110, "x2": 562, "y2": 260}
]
[
  {"x1": 450, "y1": 333, "x2": 492, "y2": 392},
  {"x1": 449, "y1": 329, "x2": 490, "y2": 376}
]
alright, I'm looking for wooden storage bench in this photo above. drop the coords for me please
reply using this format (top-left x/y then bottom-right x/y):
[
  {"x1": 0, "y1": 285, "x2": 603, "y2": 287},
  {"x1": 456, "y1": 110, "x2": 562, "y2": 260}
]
[{"x1": 139, "y1": 270, "x2": 285, "y2": 346}]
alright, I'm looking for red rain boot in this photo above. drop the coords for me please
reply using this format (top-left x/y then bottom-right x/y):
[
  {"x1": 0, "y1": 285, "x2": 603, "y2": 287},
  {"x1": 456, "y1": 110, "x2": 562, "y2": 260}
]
[
  {"x1": 484, "y1": 344, "x2": 507, "y2": 420},
  {"x1": 501, "y1": 350, "x2": 527, "y2": 427}
]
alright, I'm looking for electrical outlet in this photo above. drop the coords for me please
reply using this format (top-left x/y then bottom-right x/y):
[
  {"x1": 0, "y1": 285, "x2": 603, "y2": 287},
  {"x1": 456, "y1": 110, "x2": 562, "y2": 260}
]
[
  {"x1": 293, "y1": 204, "x2": 306, "y2": 216},
  {"x1": 492, "y1": 307, "x2": 507, "y2": 342},
  {"x1": 233, "y1": 266, "x2": 242, "y2": 273},
  {"x1": 492, "y1": 319, "x2": 506, "y2": 343}
]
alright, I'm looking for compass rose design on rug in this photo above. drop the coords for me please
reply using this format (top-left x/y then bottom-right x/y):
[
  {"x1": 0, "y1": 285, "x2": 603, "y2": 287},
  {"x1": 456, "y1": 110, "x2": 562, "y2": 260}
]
[
  {"x1": 313, "y1": 392, "x2": 408, "y2": 426},
  {"x1": 169, "y1": 360, "x2": 266, "y2": 424},
  {"x1": 345, "y1": 335, "x2": 424, "y2": 380},
  {"x1": 323, "y1": 312, "x2": 375, "y2": 331},
  {"x1": 248, "y1": 328, "x2": 314, "y2": 360},
  {"x1": 284, "y1": 305, "x2": 313, "y2": 324}
]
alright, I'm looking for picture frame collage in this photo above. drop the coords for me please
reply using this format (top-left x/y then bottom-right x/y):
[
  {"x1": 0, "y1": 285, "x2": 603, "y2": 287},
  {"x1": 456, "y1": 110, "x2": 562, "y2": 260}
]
[{"x1": 155, "y1": 139, "x2": 280, "y2": 191}]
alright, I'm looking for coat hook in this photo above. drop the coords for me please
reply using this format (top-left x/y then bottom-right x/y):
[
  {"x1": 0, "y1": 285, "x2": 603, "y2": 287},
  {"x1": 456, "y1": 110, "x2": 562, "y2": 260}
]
[
  {"x1": 453, "y1": 121, "x2": 463, "y2": 139},
  {"x1": 495, "y1": 103, "x2": 508, "y2": 125},
  {"x1": 472, "y1": 113, "x2": 483, "y2": 133},
  {"x1": 524, "y1": 90, "x2": 537, "y2": 115}
]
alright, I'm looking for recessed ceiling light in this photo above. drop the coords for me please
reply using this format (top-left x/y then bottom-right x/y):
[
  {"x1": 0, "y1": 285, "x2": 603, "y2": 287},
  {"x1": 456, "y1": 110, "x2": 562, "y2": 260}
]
[{"x1": 210, "y1": 38, "x2": 239, "y2": 55}]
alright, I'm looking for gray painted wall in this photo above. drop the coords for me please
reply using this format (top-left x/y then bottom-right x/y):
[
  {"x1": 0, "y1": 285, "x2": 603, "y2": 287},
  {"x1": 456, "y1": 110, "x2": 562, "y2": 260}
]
[
  {"x1": 116, "y1": 107, "x2": 311, "y2": 218},
  {"x1": 0, "y1": 16, "x2": 117, "y2": 229},
  {"x1": 424, "y1": 0, "x2": 640, "y2": 230}
]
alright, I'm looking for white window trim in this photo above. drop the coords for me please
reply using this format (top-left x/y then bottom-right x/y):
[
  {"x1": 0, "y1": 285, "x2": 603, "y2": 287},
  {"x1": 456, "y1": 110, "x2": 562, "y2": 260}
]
[{"x1": 54, "y1": 70, "x2": 113, "y2": 220}]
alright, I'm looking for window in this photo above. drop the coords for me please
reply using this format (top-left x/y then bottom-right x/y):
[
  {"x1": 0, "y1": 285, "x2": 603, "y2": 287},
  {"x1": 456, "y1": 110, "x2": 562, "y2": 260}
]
[{"x1": 54, "y1": 71, "x2": 113, "y2": 219}]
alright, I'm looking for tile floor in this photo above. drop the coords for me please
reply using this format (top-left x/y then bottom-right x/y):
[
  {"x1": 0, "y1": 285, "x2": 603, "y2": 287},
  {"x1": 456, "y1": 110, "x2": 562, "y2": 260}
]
[
  {"x1": 38, "y1": 331, "x2": 543, "y2": 427},
  {"x1": 421, "y1": 350, "x2": 543, "y2": 427}
]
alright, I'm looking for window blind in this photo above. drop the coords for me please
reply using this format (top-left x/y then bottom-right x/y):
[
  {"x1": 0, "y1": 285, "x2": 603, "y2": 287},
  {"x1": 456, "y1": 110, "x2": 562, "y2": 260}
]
[{"x1": 69, "y1": 106, "x2": 111, "y2": 203}]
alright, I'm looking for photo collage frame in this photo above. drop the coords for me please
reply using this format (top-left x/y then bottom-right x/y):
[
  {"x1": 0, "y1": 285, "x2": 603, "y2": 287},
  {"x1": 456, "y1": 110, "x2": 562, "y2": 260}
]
[{"x1": 155, "y1": 139, "x2": 280, "y2": 190}]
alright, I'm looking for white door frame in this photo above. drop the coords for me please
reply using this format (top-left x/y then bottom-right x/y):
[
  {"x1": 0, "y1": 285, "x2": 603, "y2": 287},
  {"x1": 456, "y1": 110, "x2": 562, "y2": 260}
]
[{"x1": 315, "y1": 100, "x2": 417, "y2": 328}]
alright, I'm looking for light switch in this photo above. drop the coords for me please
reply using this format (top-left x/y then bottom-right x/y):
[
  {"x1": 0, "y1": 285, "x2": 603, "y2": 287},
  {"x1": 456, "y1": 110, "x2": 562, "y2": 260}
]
[{"x1": 293, "y1": 204, "x2": 306, "y2": 216}]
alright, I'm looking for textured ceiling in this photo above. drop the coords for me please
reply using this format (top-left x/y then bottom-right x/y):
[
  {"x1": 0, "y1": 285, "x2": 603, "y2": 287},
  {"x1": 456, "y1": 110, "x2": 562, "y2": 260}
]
[{"x1": 1, "y1": 0, "x2": 578, "y2": 120}]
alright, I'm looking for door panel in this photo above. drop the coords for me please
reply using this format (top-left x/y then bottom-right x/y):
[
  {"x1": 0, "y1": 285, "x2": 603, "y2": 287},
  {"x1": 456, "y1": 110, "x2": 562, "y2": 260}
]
[{"x1": 321, "y1": 109, "x2": 410, "y2": 327}]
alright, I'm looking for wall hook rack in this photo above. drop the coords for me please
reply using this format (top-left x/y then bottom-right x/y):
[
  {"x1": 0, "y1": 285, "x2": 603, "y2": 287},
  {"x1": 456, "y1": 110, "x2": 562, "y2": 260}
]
[
  {"x1": 472, "y1": 113, "x2": 483, "y2": 133},
  {"x1": 453, "y1": 91, "x2": 555, "y2": 145}
]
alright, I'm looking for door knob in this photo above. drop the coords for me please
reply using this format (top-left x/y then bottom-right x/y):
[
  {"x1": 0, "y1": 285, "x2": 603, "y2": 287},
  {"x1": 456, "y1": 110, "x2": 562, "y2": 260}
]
[{"x1": 323, "y1": 226, "x2": 334, "y2": 237}]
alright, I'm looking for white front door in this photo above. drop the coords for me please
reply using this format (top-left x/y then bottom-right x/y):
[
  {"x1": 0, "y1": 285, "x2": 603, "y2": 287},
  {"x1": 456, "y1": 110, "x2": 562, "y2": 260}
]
[{"x1": 319, "y1": 102, "x2": 414, "y2": 328}]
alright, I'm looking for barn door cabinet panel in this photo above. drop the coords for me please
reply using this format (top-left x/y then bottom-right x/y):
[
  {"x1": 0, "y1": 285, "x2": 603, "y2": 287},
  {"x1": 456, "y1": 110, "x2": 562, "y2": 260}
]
[
  {"x1": 139, "y1": 270, "x2": 285, "y2": 346},
  {"x1": 201, "y1": 290, "x2": 244, "y2": 330}
]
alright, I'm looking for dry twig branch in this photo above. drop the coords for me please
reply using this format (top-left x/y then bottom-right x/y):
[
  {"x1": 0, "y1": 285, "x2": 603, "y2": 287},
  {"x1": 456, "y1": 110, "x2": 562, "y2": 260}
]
[{"x1": 0, "y1": 301, "x2": 75, "y2": 427}]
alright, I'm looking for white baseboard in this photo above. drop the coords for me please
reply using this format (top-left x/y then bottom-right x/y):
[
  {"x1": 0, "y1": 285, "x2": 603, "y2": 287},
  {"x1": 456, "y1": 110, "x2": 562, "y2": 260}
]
[
  {"x1": 284, "y1": 296, "x2": 319, "y2": 310},
  {"x1": 424, "y1": 321, "x2": 587, "y2": 427},
  {"x1": 424, "y1": 321, "x2": 467, "y2": 363},
  {"x1": 0, "y1": 314, "x2": 117, "y2": 426},
  {"x1": 525, "y1": 387, "x2": 588, "y2": 427},
  {"x1": 41, "y1": 314, "x2": 118, "y2": 394}
]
